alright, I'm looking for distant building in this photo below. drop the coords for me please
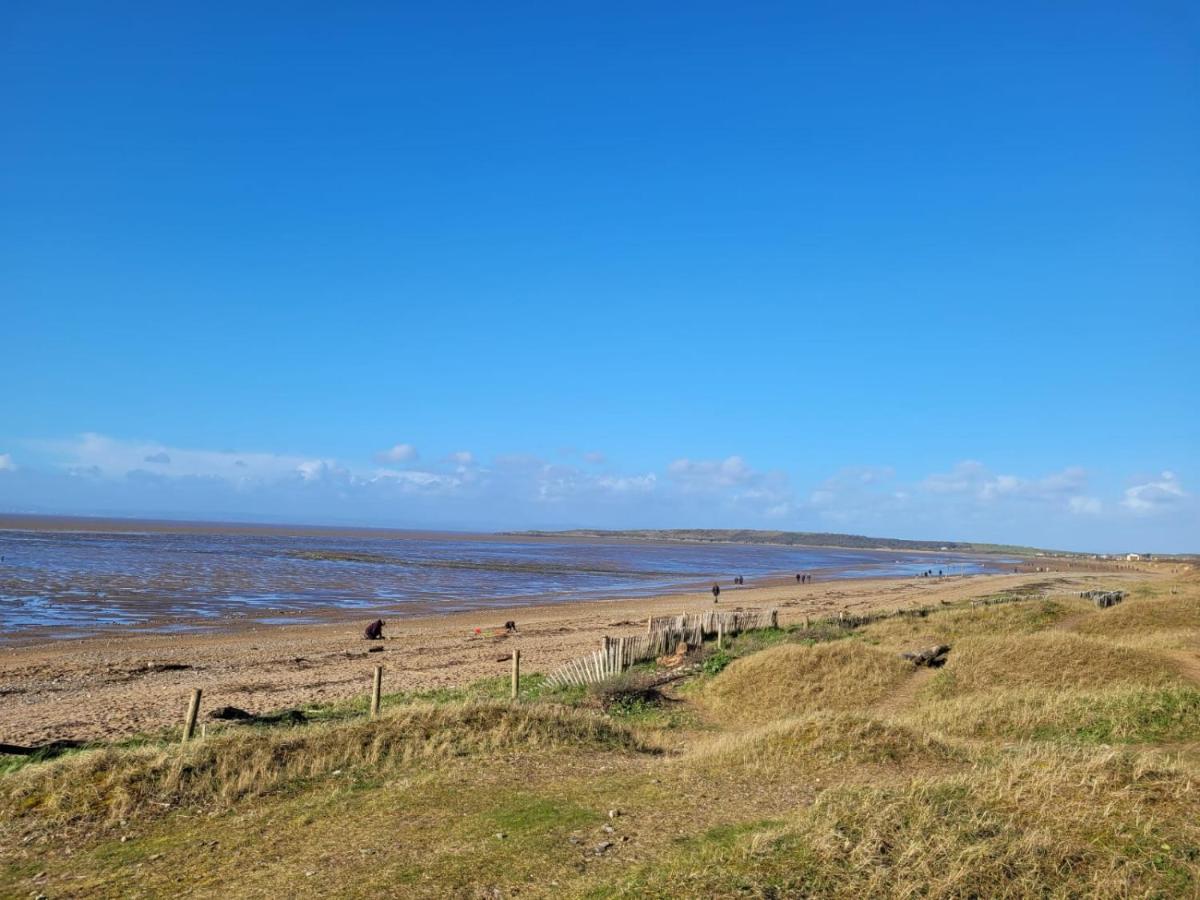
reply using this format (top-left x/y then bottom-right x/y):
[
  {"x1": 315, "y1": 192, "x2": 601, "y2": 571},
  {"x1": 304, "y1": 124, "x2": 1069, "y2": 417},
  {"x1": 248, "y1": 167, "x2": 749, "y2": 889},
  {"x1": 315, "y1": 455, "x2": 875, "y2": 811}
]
[{"x1": 1126, "y1": 553, "x2": 1141, "y2": 561}]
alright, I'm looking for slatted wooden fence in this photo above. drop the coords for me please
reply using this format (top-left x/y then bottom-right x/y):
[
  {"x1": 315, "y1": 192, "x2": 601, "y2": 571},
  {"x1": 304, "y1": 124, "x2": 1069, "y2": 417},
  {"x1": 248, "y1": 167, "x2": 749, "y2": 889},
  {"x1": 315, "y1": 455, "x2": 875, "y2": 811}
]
[{"x1": 545, "y1": 608, "x2": 778, "y2": 688}]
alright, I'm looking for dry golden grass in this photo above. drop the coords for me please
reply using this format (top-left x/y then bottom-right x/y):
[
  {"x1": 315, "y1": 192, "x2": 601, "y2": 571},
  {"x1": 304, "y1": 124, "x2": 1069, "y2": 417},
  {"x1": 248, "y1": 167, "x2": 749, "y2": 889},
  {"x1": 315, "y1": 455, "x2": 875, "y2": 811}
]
[
  {"x1": 0, "y1": 701, "x2": 643, "y2": 830},
  {"x1": 857, "y1": 597, "x2": 1081, "y2": 654},
  {"x1": 901, "y1": 682, "x2": 1200, "y2": 743},
  {"x1": 702, "y1": 642, "x2": 911, "y2": 725},
  {"x1": 683, "y1": 710, "x2": 965, "y2": 775},
  {"x1": 1075, "y1": 591, "x2": 1200, "y2": 638},
  {"x1": 925, "y1": 631, "x2": 1182, "y2": 698},
  {"x1": 600, "y1": 745, "x2": 1200, "y2": 898}
]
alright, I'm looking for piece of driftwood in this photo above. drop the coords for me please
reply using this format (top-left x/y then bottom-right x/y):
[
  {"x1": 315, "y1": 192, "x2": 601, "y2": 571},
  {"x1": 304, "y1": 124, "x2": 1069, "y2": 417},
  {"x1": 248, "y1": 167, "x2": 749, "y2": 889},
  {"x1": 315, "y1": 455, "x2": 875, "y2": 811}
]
[
  {"x1": 901, "y1": 644, "x2": 951, "y2": 667},
  {"x1": 209, "y1": 705, "x2": 254, "y2": 721},
  {"x1": 1081, "y1": 590, "x2": 1124, "y2": 609},
  {"x1": 0, "y1": 739, "x2": 86, "y2": 757},
  {"x1": 207, "y1": 707, "x2": 307, "y2": 726}
]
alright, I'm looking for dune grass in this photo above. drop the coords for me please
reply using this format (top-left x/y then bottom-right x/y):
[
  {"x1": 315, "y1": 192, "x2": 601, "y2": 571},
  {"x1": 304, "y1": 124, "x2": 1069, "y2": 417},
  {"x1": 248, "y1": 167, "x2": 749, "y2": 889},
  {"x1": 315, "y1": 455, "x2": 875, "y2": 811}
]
[
  {"x1": 683, "y1": 711, "x2": 967, "y2": 775},
  {"x1": 1, "y1": 702, "x2": 645, "y2": 830},
  {"x1": 701, "y1": 641, "x2": 912, "y2": 724},
  {"x1": 595, "y1": 745, "x2": 1200, "y2": 898},
  {"x1": 3, "y1": 571, "x2": 1200, "y2": 898},
  {"x1": 922, "y1": 630, "x2": 1182, "y2": 697}
]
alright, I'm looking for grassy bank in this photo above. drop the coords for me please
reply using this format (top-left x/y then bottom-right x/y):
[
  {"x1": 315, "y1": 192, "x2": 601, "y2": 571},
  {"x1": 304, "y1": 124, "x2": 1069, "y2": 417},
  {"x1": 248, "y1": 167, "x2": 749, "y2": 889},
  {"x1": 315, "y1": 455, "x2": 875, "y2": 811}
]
[{"x1": 3, "y1": 572, "x2": 1199, "y2": 898}]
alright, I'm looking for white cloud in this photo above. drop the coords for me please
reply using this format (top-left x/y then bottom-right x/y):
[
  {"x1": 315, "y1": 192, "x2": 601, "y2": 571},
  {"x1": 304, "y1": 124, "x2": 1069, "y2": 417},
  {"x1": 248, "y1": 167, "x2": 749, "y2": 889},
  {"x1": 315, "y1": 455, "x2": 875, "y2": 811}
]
[
  {"x1": 582, "y1": 450, "x2": 607, "y2": 465},
  {"x1": 1122, "y1": 471, "x2": 1188, "y2": 514},
  {"x1": 1068, "y1": 496, "x2": 1103, "y2": 516},
  {"x1": 596, "y1": 473, "x2": 657, "y2": 493},
  {"x1": 43, "y1": 433, "x2": 328, "y2": 485},
  {"x1": 375, "y1": 443, "x2": 418, "y2": 464},
  {"x1": 667, "y1": 456, "x2": 755, "y2": 490},
  {"x1": 0, "y1": 453, "x2": 15, "y2": 472},
  {"x1": 447, "y1": 450, "x2": 474, "y2": 466},
  {"x1": 921, "y1": 460, "x2": 988, "y2": 494},
  {"x1": 371, "y1": 467, "x2": 461, "y2": 492},
  {"x1": 922, "y1": 461, "x2": 1088, "y2": 506}
]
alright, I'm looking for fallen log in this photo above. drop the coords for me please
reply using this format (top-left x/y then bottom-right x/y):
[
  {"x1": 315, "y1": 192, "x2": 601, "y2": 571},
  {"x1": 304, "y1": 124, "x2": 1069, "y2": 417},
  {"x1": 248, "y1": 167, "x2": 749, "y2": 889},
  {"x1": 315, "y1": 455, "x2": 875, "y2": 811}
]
[{"x1": 0, "y1": 739, "x2": 87, "y2": 758}]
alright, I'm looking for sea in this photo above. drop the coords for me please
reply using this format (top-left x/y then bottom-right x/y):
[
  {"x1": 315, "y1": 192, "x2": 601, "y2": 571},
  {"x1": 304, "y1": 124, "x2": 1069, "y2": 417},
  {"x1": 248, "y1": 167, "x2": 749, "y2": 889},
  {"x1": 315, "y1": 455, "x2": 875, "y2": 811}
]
[{"x1": 0, "y1": 521, "x2": 1013, "y2": 639}]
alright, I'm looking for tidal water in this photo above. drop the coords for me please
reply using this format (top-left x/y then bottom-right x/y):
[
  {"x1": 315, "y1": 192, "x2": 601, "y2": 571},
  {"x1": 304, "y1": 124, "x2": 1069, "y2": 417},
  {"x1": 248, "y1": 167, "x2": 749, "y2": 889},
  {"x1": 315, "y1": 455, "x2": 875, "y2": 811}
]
[{"x1": 0, "y1": 524, "x2": 1010, "y2": 638}]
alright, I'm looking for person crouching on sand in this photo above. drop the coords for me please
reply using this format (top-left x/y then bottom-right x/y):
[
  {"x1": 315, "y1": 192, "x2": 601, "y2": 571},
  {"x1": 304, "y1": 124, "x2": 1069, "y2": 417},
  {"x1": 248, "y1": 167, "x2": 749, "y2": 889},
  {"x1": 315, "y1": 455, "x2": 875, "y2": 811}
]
[{"x1": 364, "y1": 619, "x2": 385, "y2": 640}]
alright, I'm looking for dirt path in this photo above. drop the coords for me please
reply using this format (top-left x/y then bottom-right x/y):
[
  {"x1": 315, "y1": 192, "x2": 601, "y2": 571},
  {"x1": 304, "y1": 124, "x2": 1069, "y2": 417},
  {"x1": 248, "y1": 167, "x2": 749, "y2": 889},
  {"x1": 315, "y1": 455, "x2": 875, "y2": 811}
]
[
  {"x1": 1164, "y1": 649, "x2": 1200, "y2": 686},
  {"x1": 872, "y1": 666, "x2": 937, "y2": 717}
]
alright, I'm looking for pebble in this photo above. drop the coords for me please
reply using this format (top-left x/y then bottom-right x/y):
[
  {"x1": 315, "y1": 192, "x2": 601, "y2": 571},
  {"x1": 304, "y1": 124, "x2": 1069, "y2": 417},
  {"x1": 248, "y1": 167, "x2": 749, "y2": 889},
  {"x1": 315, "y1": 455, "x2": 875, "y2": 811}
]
[
  {"x1": 608, "y1": 809, "x2": 620, "y2": 819},
  {"x1": 594, "y1": 841, "x2": 613, "y2": 855}
]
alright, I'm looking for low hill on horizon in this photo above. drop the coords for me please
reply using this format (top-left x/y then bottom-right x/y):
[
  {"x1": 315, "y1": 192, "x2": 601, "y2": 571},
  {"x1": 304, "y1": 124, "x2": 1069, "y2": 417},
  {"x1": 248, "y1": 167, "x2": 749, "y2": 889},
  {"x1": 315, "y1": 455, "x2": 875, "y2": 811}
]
[{"x1": 508, "y1": 528, "x2": 1053, "y2": 556}]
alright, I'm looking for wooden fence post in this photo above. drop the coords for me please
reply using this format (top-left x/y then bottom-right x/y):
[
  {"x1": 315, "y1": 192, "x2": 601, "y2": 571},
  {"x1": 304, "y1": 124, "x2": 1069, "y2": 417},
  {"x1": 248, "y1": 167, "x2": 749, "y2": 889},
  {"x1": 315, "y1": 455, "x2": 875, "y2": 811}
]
[
  {"x1": 182, "y1": 688, "x2": 202, "y2": 743},
  {"x1": 717, "y1": 619, "x2": 724, "y2": 651},
  {"x1": 511, "y1": 649, "x2": 521, "y2": 699},
  {"x1": 370, "y1": 665, "x2": 383, "y2": 718}
]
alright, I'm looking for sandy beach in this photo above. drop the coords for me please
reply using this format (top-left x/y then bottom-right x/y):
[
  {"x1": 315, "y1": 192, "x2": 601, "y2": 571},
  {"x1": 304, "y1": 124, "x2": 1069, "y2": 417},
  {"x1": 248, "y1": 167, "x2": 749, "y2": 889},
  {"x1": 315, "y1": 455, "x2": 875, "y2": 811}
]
[{"x1": 0, "y1": 566, "x2": 1155, "y2": 746}]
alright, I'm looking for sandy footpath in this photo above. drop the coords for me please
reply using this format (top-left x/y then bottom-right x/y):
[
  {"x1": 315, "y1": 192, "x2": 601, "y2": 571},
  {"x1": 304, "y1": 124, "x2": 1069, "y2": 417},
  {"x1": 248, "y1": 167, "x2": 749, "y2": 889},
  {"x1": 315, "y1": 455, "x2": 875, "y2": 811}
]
[{"x1": 0, "y1": 568, "x2": 1148, "y2": 745}]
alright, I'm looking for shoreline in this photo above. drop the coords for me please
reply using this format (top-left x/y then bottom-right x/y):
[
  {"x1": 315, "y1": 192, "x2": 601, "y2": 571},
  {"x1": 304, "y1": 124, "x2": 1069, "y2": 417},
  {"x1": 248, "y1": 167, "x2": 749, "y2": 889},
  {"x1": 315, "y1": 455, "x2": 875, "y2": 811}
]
[
  {"x1": 0, "y1": 566, "x2": 1153, "y2": 746},
  {"x1": 0, "y1": 557, "x2": 1019, "y2": 648}
]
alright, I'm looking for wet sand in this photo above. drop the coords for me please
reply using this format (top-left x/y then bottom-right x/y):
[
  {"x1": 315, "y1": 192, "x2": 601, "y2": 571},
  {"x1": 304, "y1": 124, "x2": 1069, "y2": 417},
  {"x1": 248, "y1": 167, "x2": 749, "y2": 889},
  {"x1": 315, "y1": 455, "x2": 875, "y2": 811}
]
[{"x1": 0, "y1": 567, "x2": 1152, "y2": 746}]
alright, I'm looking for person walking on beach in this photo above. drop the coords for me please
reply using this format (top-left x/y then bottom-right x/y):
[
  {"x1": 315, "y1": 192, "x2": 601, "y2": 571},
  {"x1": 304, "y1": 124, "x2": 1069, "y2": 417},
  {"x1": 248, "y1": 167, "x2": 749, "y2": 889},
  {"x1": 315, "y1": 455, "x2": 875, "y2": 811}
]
[{"x1": 711, "y1": 582, "x2": 720, "y2": 603}]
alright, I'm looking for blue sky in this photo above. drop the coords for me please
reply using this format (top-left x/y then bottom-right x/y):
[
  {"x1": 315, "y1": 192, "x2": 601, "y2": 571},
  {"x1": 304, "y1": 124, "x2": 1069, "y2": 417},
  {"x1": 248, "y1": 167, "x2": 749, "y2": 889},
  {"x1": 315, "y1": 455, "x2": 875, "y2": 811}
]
[{"x1": 1, "y1": 2, "x2": 1197, "y2": 551}]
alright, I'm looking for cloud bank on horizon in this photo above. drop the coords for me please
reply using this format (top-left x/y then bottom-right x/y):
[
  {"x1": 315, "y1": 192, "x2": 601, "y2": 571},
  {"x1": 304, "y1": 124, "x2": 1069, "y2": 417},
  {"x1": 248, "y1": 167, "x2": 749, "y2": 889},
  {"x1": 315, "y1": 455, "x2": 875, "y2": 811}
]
[{"x1": 0, "y1": 433, "x2": 1193, "y2": 553}]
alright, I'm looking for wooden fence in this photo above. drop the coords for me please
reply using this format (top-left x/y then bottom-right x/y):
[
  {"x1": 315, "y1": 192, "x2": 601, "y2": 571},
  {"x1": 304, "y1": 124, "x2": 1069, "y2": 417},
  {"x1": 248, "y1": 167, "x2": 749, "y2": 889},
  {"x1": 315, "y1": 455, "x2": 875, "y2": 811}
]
[{"x1": 545, "y1": 608, "x2": 778, "y2": 688}]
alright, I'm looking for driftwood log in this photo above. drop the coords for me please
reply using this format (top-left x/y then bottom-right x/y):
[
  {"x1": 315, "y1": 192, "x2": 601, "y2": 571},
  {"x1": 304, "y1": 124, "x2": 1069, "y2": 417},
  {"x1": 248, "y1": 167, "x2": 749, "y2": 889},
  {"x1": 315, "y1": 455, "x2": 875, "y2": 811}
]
[
  {"x1": 1081, "y1": 590, "x2": 1124, "y2": 609},
  {"x1": 0, "y1": 739, "x2": 87, "y2": 757},
  {"x1": 901, "y1": 644, "x2": 951, "y2": 667}
]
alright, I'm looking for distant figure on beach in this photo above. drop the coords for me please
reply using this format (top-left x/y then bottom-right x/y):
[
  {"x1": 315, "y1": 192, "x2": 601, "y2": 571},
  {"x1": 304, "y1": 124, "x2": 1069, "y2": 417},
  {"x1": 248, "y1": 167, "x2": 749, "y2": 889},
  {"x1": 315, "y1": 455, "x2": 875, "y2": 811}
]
[
  {"x1": 504, "y1": 620, "x2": 518, "y2": 633},
  {"x1": 711, "y1": 582, "x2": 720, "y2": 603},
  {"x1": 795, "y1": 573, "x2": 801, "y2": 583},
  {"x1": 364, "y1": 619, "x2": 385, "y2": 640}
]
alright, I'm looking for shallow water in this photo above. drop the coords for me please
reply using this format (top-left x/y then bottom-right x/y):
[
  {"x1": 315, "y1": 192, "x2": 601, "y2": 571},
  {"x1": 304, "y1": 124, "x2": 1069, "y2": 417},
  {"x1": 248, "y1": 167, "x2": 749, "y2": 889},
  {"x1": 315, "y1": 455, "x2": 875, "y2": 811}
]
[{"x1": 0, "y1": 527, "x2": 1010, "y2": 638}]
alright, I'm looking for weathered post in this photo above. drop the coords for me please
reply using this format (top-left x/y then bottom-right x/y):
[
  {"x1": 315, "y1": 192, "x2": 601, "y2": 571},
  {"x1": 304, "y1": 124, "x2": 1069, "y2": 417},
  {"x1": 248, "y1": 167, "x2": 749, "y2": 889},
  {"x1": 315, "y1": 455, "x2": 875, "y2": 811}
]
[
  {"x1": 511, "y1": 649, "x2": 521, "y2": 699},
  {"x1": 182, "y1": 688, "x2": 202, "y2": 744},
  {"x1": 370, "y1": 665, "x2": 383, "y2": 718},
  {"x1": 717, "y1": 619, "x2": 725, "y2": 651}
]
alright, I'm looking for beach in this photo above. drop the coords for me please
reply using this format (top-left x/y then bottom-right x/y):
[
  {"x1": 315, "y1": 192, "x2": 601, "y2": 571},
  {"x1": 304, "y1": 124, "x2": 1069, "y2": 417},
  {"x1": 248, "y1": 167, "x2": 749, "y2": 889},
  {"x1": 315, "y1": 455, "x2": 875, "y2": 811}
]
[{"x1": 0, "y1": 566, "x2": 1149, "y2": 746}]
